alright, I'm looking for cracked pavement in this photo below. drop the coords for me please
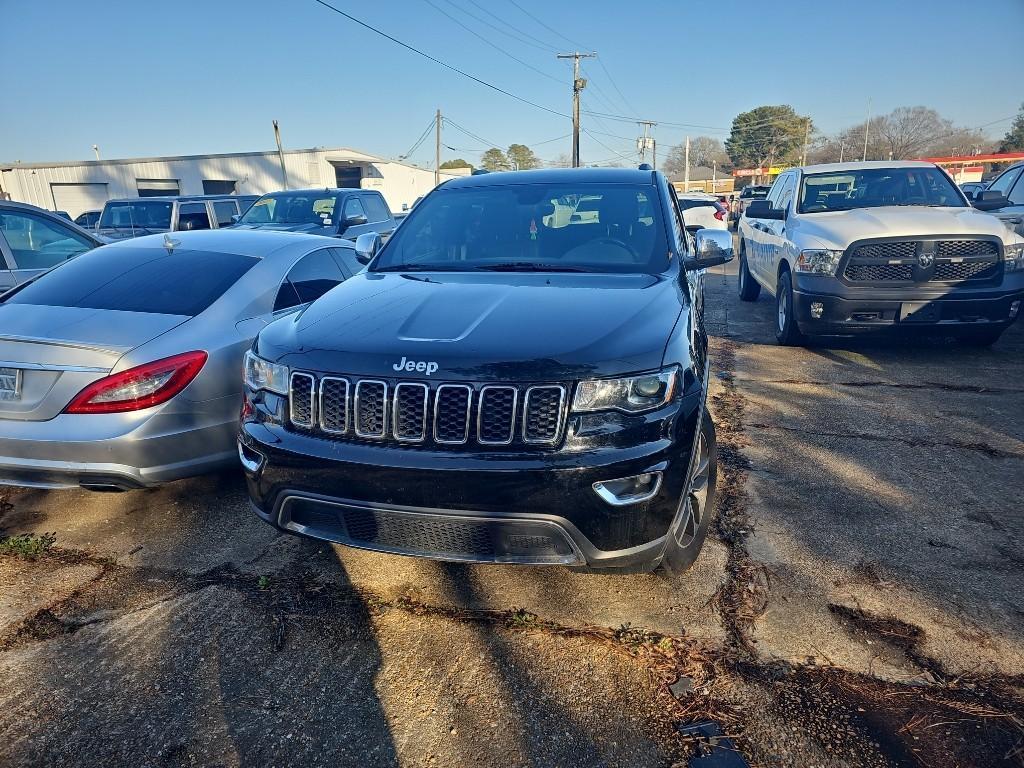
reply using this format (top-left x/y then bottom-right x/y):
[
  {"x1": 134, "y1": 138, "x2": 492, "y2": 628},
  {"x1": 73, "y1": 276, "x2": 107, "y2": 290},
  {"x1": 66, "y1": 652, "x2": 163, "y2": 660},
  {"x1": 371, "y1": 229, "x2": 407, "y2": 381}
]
[{"x1": 1, "y1": 258, "x2": 1022, "y2": 767}]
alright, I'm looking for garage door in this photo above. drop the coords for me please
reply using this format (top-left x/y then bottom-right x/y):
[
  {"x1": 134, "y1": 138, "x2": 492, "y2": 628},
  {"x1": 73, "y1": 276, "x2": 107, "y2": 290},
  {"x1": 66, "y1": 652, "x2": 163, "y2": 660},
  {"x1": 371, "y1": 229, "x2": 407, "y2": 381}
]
[{"x1": 51, "y1": 183, "x2": 109, "y2": 219}]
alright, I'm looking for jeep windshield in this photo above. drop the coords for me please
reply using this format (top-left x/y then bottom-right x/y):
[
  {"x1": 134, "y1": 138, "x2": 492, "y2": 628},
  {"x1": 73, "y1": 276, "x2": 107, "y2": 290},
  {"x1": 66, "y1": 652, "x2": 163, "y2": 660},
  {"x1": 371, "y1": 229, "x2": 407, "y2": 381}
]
[
  {"x1": 372, "y1": 183, "x2": 670, "y2": 274},
  {"x1": 799, "y1": 167, "x2": 966, "y2": 213},
  {"x1": 98, "y1": 201, "x2": 173, "y2": 230},
  {"x1": 238, "y1": 193, "x2": 338, "y2": 225}
]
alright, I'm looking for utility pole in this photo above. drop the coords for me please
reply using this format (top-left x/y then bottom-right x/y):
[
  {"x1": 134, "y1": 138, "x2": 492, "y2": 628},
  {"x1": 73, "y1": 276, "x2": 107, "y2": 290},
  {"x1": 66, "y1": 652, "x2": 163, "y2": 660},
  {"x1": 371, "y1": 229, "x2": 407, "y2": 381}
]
[
  {"x1": 273, "y1": 120, "x2": 289, "y2": 189},
  {"x1": 683, "y1": 136, "x2": 691, "y2": 191},
  {"x1": 435, "y1": 109, "x2": 441, "y2": 186},
  {"x1": 839, "y1": 140, "x2": 846, "y2": 163},
  {"x1": 557, "y1": 51, "x2": 596, "y2": 167},
  {"x1": 800, "y1": 117, "x2": 810, "y2": 167},
  {"x1": 636, "y1": 120, "x2": 657, "y2": 167},
  {"x1": 862, "y1": 98, "x2": 872, "y2": 162},
  {"x1": 92, "y1": 144, "x2": 100, "y2": 161},
  {"x1": 712, "y1": 161, "x2": 717, "y2": 192}
]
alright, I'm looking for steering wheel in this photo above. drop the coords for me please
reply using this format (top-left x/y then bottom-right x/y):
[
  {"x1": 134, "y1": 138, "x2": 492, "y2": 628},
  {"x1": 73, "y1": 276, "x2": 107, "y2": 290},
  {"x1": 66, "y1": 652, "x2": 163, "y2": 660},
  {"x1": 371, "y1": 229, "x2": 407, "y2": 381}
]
[{"x1": 592, "y1": 236, "x2": 639, "y2": 260}]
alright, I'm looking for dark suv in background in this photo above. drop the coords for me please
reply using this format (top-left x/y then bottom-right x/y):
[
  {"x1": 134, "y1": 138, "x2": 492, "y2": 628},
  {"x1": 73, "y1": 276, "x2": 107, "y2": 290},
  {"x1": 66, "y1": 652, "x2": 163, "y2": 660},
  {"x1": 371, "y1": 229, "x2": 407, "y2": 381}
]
[
  {"x1": 238, "y1": 168, "x2": 733, "y2": 574},
  {"x1": 232, "y1": 188, "x2": 397, "y2": 241}
]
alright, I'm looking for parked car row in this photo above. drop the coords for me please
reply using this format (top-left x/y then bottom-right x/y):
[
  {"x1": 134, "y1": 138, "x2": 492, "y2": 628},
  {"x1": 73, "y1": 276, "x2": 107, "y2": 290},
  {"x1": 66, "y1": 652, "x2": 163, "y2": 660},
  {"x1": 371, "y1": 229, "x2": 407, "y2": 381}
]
[
  {"x1": 736, "y1": 160, "x2": 1024, "y2": 346},
  {"x1": 0, "y1": 167, "x2": 733, "y2": 575}
]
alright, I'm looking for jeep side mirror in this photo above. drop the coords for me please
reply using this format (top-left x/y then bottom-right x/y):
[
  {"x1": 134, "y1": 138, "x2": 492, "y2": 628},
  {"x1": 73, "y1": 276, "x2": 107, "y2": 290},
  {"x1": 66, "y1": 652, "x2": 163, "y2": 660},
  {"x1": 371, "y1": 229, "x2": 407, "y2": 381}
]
[
  {"x1": 745, "y1": 200, "x2": 785, "y2": 220},
  {"x1": 230, "y1": 213, "x2": 241, "y2": 224},
  {"x1": 685, "y1": 228, "x2": 734, "y2": 271},
  {"x1": 354, "y1": 232, "x2": 382, "y2": 264},
  {"x1": 972, "y1": 190, "x2": 1009, "y2": 211}
]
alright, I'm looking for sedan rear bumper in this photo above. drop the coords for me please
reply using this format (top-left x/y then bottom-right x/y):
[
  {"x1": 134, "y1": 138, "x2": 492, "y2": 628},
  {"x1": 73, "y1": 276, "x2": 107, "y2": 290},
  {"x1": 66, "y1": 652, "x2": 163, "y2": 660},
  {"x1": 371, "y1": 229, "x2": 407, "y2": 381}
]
[{"x1": 0, "y1": 401, "x2": 239, "y2": 490}]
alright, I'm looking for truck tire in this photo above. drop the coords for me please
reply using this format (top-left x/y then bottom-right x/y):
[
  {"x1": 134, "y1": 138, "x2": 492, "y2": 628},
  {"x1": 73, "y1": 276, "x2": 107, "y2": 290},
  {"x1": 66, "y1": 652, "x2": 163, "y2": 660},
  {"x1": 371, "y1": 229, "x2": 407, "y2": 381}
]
[
  {"x1": 737, "y1": 243, "x2": 761, "y2": 301},
  {"x1": 775, "y1": 270, "x2": 805, "y2": 346}
]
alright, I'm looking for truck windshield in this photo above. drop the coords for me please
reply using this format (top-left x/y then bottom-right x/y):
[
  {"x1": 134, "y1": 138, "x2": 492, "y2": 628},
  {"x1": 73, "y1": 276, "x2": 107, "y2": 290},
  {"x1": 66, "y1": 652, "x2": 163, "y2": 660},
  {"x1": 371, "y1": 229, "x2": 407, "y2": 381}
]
[
  {"x1": 239, "y1": 193, "x2": 337, "y2": 225},
  {"x1": 799, "y1": 167, "x2": 966, "y2": 213},
  {"x1": 99, "y1": 201, "x2": 173, "y2": 230},
  {"x1": 372, "y1": 183, "x2": 670, "y2": 274}
]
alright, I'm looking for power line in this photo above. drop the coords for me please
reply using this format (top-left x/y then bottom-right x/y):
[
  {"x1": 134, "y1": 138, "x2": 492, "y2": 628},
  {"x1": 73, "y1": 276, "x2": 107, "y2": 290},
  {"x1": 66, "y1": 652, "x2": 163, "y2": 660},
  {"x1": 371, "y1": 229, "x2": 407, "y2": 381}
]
[
  {"x1": 311, "y1": 0, "x2": 568, "y2": 118},
  {"x1": 422, "y1": 0, "x2": 563, "y2": 84},
  {"x1": 400, "y1": 117, "x2": 440, "y2": 160},
  {"x1": 448, "y1": 0, "x2": 560, "y2": 54},
  {"x1": 505, "y1": 0, "x2": 586, "y2": 50}
]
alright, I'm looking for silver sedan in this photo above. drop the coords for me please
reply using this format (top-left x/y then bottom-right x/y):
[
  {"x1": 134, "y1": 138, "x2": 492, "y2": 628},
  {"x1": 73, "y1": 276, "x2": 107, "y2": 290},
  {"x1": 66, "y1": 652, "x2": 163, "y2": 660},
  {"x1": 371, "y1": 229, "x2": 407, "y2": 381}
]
[{"x1": 0, "y1": 229, "x2": 365, "y2": 490}]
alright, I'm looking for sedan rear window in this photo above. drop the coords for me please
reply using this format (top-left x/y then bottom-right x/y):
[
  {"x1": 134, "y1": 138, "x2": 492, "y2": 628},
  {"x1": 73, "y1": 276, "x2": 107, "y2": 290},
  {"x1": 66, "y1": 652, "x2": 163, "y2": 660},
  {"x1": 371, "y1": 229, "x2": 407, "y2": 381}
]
[{"x1": 4, "y1": 247, "x2": 258, "y2": 316}]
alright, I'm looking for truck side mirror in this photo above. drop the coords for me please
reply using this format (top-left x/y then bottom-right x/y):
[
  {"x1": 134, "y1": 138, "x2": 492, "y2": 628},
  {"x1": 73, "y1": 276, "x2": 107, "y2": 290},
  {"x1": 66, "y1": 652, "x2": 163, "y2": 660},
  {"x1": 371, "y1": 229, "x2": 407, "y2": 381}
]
[
  {"x1": 354, "y1": 232, "x2": 382, "y2": 264},
  {"x1": 745, "y1": 200, "x2": 785, "y2": 220},
  {"x1": 685, "y1": 228, "x2": 734, "y2": 271},
  {"x1": 972, "y1": 190, "x2": 1009, "y2": 211}
]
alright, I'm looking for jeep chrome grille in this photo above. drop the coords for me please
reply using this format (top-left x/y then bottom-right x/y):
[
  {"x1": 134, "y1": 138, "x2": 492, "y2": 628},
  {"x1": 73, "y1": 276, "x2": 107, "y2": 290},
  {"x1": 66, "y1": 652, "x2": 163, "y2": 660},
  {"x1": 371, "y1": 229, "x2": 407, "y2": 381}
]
[{"x1": 289, "y1": 375, "x2": 568, "y2": 448}]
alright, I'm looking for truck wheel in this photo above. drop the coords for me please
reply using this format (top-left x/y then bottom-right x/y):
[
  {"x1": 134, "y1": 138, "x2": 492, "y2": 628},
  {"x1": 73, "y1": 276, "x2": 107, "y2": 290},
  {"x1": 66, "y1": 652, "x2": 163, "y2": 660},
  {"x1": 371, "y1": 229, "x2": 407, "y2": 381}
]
[
  {"x1": 958, "y1": 327, "x2": 1005, "y2": 347},
  {"x1": 775, "y1": 270, "x2": 805, "y2": 346},
  {"x1": 737, "y1": 244, "x2": 761, "y2": 301},
  {"x1": 659, "y1": 413, "x2": 718, "y2": 575}
]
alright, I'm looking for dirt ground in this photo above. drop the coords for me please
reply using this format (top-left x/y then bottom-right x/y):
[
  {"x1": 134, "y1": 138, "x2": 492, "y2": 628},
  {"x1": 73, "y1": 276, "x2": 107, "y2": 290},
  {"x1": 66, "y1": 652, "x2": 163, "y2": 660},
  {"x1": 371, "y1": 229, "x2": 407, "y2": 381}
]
[{"x1": 1, "y1": 258, "x2": 1022, "y2": 767}]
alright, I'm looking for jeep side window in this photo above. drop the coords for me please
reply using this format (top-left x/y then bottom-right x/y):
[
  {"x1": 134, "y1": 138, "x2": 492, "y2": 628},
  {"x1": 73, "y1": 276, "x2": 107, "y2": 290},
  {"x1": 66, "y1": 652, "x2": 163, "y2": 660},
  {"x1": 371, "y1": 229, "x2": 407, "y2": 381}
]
[
  {"x1": 361, "y1": 193, "x2": 391, "y2": 223},
  {"x1": 177, "y1": 202, "x2": 210, "y2": 231},
  {"x1": 274, "y1": 247, "x2": 347, "y2": 311}
]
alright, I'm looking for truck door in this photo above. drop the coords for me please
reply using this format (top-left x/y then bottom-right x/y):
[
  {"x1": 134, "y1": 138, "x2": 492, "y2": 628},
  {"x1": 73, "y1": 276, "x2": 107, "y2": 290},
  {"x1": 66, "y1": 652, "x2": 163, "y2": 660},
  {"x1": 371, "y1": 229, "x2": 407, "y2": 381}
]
[
  {"x1": 759, "y1": 174, "x2": 797, "y2": 286},
  {"x1": 746, "y1": 174, "x2": 787, "y2": 287}
]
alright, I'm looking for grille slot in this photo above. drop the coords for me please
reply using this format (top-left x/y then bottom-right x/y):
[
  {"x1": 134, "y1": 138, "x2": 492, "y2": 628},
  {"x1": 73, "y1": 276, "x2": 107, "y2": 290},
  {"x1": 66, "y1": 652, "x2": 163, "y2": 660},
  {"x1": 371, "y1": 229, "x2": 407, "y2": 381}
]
[
  {"x1": 844, "y1": 263, "x2": 914, "y2": 281},
  {"x1": 932, "y1": 261, "x2": 999, "y2": 282},
  {"x1": 318, "y1": 377, "x2": 349, "y2": 434},
  {"x1": 392, "y1": 383, "x2": 428, "y2": 442},
  {"x1": 477, "y1": 386, "x2": 518, "y2": 445},
  {"x1": 354, "y1": 380, "x2": 388, "y2": 438},
  {"x1": 523, "y1": 386, "x2": 565, "y2": 444},
  {"x1": 936, "y1": 240, "x2": 998, "y2": 259},
  {"x1": 850, "y1": 241, "x2": 917, "y2": 261},
  {"x1": 434, "y1": 384, "x2": 472, "y2": 444},
  {"x1": 289, "y1": 372, "x2": 315, "y2": 428}
]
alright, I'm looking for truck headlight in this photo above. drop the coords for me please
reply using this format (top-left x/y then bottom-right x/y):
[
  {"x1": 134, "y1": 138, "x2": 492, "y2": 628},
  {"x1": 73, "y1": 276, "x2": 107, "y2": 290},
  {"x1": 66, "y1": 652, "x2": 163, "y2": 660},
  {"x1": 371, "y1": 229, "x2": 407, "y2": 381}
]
[
  {"x1": 1004, "y1": 242, "x2": 1024, "y2": 273},
  {"x1": 244, "y1": 350, "x2": 289, "y2": 394},
  {"x1": 796, "y1": 249, "x2": 843, "y2": 275},
  {"x1": 572, "y1": 367, "x2": 678, "y2": 414}
]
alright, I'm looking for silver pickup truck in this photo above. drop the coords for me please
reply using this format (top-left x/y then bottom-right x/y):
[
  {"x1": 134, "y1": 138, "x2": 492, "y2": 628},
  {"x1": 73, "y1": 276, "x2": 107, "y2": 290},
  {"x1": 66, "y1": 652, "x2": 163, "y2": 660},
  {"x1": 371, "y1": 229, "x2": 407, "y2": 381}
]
[{"x1": 737, "y1": 160, "x2": 1024, "y2": 346}]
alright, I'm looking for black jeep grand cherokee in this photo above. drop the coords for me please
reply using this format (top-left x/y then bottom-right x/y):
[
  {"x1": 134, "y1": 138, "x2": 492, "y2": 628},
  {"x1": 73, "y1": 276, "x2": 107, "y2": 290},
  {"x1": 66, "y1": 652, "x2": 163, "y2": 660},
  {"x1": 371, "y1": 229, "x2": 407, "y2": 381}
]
[{"x1": 239, "y1": 168, "x2": 733, "y2": 573}]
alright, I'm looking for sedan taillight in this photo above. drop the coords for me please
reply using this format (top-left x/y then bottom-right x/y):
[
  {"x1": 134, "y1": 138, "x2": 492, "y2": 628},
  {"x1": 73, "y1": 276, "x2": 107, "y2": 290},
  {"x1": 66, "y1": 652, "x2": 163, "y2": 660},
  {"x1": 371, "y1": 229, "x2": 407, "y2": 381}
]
[
  {"x1": 714, "y1": 208, "x2": 726, "y2": 221},
  {"x1": 64, "y1": 351, "x2": 208, "y2": 414}
]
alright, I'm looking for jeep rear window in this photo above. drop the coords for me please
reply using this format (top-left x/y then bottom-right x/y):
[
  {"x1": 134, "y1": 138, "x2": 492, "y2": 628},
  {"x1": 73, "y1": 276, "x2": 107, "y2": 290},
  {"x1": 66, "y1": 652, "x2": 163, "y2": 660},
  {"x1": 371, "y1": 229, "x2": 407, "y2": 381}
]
[
  {"x1": 99, "y1": 201, "x2": 173, "y2": 230},
  {"x1": 4, "y1": 247, "x2": 258, "y2": 316},
  {"x1": 799, "y1": 167, "x2": 966, "y2": 213},
  {"x1": 373, "y1": 184, "x2": 670, "y2": 274}
]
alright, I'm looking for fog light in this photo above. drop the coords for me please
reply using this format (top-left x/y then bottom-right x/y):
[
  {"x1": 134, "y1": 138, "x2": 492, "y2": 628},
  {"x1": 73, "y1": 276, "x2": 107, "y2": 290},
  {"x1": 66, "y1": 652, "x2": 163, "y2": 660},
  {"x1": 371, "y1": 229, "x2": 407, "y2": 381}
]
[
  {"x1": 593, "y1": 472, "x2": 663, "y2": 506},
  {"x1": 810, "y1": 301, "x2": 824, "y2": 319},
  {"x1": 1010, "y1": 300, "x2": 1021, "y2": 319}
]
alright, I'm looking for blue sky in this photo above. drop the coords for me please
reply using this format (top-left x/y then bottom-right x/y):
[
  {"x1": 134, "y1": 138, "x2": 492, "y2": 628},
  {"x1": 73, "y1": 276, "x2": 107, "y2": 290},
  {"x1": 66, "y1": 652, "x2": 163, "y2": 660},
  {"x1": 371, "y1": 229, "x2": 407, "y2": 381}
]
[{"x1": 1, "y1": 0, "x2": 1022, "y2": 166}]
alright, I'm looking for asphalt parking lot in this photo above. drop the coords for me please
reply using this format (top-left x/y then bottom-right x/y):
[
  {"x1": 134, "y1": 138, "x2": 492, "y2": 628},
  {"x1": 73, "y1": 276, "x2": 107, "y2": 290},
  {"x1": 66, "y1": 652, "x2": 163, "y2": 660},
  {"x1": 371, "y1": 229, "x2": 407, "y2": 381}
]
[{"x1": 1, "y1": 257, "x2": 1022, "y2": 767}]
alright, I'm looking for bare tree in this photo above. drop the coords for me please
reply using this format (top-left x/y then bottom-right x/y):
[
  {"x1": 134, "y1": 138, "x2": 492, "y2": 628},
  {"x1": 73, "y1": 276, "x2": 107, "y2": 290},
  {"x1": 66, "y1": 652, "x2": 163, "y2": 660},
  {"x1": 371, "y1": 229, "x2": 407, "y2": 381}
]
[
  {"x1": 874, "y1": 107, "x2": 954, "y2": 159},
  {"x1": 662, "y1": 136, "x2": 730, "y2": 176}
]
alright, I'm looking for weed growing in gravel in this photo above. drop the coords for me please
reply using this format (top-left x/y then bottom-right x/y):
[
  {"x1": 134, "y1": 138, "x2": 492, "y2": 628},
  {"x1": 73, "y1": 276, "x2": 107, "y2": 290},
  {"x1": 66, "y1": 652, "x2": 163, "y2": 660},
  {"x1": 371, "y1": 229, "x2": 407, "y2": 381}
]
[
  {"x1": 257, "y1": 575, "x2": 271, "y2": 590},
  {"x1": 507, "y1": 608, "x2": 538, "y2": 628},
  {"x1": 0, "y1": 532, "x2": 56, "y2": 560}
]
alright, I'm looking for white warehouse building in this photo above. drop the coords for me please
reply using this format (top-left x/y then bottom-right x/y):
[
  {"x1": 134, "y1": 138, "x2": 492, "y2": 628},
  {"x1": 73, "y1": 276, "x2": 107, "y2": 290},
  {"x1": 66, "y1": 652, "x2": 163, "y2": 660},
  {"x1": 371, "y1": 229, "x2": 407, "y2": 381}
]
[{"x1": 0, "y1": 146, "x2": 461, "y2": 219}]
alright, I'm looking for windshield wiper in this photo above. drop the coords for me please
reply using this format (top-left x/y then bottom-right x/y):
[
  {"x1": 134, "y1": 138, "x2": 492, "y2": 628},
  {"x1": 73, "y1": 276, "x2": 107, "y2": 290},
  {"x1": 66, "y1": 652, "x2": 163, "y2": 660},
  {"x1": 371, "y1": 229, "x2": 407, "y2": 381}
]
[
  {"x1": 373, "y1": 263, "x2": 470, "y2": 272},
  {"x1": 474, "y1": 262, "x2": 589, "y2": 272}
]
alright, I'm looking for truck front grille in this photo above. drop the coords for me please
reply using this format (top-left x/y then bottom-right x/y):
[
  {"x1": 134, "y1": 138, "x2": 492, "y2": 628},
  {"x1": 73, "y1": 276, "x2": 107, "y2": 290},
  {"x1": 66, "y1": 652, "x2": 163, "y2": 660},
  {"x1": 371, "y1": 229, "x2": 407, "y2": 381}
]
[
  {"x1": 843, "y1": 238, "x2": 1001, "y2": 284},
  {"x1": 290, "y1": 375, "x2": 569, "y2": 449}
]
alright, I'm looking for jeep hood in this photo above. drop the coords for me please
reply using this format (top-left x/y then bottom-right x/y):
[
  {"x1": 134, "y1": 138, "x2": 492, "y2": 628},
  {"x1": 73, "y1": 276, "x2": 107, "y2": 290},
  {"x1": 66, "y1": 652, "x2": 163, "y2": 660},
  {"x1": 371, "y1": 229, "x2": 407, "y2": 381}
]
[
  {"x1": 792, "y1": 206, "x2": 1011, "y2": 249},
  {"x1": 256, "y1": 271, "x2": 684, "y2": 381}
]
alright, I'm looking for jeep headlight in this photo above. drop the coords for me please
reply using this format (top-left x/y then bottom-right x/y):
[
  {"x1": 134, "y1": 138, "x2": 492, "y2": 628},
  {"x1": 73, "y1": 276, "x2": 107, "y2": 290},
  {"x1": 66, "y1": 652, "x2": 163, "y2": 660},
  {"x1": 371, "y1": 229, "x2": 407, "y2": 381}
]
[
  {"x1": 1004, "y1": 242, "x2": 1024, "y2": 273},
  {"x1": 572, "y1": 367, "x2": 679, "y2": 414},
  {"x1": 796, "y1": 249, "x2": 843, "y2": 275},
  {"x1": 244, "y1": 350, "x2": 289, "y2": 394}
]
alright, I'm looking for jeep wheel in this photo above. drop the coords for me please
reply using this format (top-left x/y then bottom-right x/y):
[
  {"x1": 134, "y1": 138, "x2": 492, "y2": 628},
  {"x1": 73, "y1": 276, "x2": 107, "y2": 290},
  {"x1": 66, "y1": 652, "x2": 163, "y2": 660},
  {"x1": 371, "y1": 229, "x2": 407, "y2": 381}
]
[
  {"x1": 737, "y1": 244, "x2": 761, "y2": 301},
  {"x1": 775, "y1": 270, "x2": 805, "y2": 346},
  {"x1": 659, "y1": 412, "x2": 718, "y2": 575}
]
